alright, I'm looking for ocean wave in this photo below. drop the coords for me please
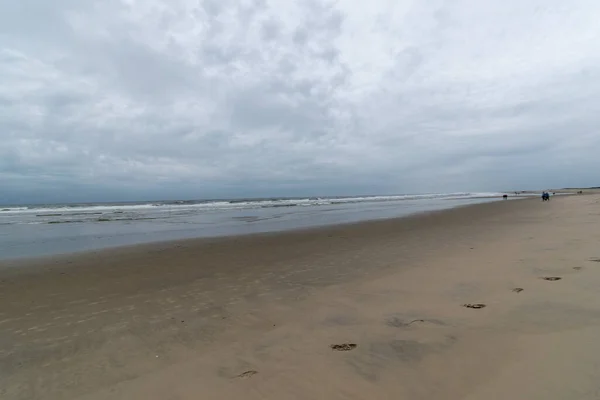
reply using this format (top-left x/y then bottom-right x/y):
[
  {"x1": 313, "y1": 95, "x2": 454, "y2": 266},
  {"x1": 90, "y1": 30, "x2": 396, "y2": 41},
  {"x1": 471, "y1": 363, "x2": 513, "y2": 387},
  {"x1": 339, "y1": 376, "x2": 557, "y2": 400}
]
[
  {"x1": 2, "y1": 192, "x2": 509, "y2": 217},
  {"x1": 1, "y1": 207, "x2": 29, "y2": 212}
]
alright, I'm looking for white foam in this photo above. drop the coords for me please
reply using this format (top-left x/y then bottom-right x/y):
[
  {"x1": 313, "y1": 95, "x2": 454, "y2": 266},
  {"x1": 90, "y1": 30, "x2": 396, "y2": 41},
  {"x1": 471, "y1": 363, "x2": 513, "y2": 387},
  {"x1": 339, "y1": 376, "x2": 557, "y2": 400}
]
[
  {"x1": 0, "y1": 207, "x2": 29, "y2": 212},
  {"x1": 0, "y1": 192, "x2": 511, "y2": 217}
]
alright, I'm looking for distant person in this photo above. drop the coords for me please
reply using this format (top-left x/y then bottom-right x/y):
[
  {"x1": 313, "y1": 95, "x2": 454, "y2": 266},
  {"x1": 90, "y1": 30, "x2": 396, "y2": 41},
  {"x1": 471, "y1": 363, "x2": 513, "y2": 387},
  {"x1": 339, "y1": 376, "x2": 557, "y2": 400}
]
[
  {"x1": 503, "y1": 194, "x2": 508, "y2": 200},
  {"x1": 542, "y1": 192, "x2": 550, "y2": 201}
]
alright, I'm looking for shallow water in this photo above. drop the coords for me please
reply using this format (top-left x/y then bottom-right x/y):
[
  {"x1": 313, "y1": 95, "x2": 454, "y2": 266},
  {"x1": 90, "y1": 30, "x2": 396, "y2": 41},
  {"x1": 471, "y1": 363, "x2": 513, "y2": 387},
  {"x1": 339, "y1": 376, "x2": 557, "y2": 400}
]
[{"x1": 0, "y1": 193, "x2": 510, "y2": 260}]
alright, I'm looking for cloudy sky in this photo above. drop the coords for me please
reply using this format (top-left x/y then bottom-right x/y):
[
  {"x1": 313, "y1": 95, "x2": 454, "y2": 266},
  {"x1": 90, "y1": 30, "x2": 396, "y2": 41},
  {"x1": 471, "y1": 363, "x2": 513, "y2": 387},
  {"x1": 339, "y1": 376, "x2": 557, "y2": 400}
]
[{"x1": 1, "y1": 0, "x2": 600, "y2": 203}]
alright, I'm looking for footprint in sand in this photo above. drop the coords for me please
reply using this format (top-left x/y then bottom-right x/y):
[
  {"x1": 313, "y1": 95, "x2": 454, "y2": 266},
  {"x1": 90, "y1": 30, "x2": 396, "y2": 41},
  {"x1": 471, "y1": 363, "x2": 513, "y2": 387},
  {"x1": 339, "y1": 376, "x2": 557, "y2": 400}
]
[
  {"x1": 573, "y1": 267, "x2": 583, "y2": 271},
  {"x1": 512, "y1": 288, "x2": 524, "y2": 293},
  {"x1": 236, "y1": 370, "x2": 258, "y2": 379},
  {"x1": 462, "y1": 303, "x2": 486, "y2": 309},
  {"x1": 589, "y1": 258, "x2": 600, "y2": 263},
  {"x1": 330, "y1": 343, "x2": 357, "y2": 351},
  {"x1": 386, "y1": 318, "x2": 444, "y2": 328},
  {"x1": 541, "y1": 277, "x2": 562, "y2": 281}
]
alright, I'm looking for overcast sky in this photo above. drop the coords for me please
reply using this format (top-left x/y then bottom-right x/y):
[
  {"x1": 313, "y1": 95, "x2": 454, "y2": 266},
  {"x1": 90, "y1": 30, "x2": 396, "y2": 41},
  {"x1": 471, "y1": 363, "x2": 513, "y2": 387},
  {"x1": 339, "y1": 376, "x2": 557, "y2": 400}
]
[{"x1": 1, "y1": 0, "x2": 600, "y2": 203}]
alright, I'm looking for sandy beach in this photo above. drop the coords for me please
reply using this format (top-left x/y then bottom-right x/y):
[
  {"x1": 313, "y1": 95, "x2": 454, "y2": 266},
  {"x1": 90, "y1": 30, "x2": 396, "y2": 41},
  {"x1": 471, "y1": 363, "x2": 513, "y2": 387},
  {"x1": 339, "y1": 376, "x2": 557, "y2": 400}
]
[{"x1": 2, "y1": 194, "x2": 600, "y2": 399}]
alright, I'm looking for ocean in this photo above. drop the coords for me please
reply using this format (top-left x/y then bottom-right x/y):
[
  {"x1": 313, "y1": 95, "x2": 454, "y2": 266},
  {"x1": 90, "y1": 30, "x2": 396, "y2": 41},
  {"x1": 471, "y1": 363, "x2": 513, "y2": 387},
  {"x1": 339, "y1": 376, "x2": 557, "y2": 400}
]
[{"x1": 0, "y1": 192, "x2": 514, "y2": 260}]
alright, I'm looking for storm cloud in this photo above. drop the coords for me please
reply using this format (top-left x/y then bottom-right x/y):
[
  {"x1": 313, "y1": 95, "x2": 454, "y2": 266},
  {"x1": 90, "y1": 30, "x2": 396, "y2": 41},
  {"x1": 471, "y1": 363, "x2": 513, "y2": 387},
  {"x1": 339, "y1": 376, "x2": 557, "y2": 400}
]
[{"x1": 1, "y1": 0, "x2": 600, "y2": 203}]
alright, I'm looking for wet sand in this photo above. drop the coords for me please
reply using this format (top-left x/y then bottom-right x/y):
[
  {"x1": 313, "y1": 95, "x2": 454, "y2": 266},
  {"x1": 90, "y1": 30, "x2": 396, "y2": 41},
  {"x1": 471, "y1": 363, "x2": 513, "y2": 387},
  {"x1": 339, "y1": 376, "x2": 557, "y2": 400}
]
[{"x1": 2, "y1": 195, "x2": 600, "y2": 399}]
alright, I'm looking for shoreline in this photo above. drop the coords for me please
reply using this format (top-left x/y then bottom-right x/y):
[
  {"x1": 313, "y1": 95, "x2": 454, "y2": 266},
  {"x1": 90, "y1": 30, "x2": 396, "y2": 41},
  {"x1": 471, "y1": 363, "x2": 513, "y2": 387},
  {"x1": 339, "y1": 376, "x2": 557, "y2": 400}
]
[
  {"x1": 3, "y1": 194, "x2": 600, "y2": 399},
  {"x1": 0, "y1": 195, "x2": 512, "y2": 262},
  {"x1": 0, "y1": 197, "x2": 528, "y2": 270}
]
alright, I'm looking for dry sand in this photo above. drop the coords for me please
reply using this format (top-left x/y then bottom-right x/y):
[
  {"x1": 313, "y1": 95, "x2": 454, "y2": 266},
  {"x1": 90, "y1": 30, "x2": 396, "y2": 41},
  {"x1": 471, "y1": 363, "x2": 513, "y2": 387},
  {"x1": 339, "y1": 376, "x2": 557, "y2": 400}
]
[{"x1": 2, "y1": 194, "x2": 600, "y2": 399}]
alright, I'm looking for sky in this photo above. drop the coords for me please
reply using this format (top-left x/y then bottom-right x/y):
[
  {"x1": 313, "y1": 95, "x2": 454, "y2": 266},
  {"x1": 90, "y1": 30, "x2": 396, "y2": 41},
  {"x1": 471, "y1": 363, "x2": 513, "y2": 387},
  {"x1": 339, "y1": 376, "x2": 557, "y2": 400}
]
[{"x1": 1, "y1": 0, "x2": 600, "y2": 203}]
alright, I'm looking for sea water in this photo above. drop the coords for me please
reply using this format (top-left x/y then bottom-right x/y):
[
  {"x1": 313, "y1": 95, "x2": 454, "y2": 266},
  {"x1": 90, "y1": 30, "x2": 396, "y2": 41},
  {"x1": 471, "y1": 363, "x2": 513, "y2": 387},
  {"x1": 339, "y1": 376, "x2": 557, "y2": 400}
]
[{"x1": 0, "y1": 192, "x2": 514, "y2": 260}]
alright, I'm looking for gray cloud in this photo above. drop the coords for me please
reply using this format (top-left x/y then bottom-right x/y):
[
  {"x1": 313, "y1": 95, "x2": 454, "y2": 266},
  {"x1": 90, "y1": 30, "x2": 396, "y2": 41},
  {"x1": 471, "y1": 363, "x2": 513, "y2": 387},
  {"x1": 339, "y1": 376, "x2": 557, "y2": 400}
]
[{"x1": 1, "y1": 0, "x2": 600, "y2": 203}]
